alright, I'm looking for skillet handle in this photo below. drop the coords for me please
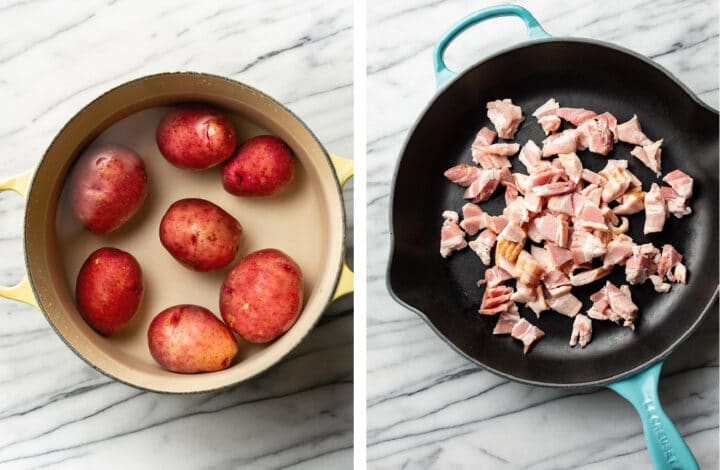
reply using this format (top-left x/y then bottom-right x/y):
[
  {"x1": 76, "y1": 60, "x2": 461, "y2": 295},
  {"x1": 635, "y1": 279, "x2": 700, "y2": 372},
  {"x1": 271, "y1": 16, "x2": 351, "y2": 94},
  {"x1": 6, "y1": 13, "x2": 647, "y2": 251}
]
[
  {"x1": 607, "y1": 361, "x2": 699, "y2": 470},
  {"x1": 0, "y1": 170, "x2": 39, "y2": 309},
  {"x1": 433, "y1": 4, "x2": 550, "y2": 88},
  {"x1": 328, "y1": 152, "x2": 354, "y2": 301}
]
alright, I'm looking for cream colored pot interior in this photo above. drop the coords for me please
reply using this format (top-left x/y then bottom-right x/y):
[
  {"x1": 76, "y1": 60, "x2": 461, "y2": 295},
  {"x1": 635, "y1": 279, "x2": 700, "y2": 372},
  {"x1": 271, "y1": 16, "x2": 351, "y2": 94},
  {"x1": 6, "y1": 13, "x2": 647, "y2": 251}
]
[{"x1": 25, "y1": 73, "x2": 345, "y2": 393}]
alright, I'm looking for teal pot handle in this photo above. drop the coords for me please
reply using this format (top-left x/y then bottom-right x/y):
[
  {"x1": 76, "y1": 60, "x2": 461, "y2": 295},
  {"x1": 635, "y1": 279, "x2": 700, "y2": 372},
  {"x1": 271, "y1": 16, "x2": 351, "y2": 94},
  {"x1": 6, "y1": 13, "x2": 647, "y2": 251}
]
[
  {"x1": 433, "y1": 4, "x2": 550, "y2": 88},
  {"x1": 607, "y1": 361, "x2": 699, "y2": 470}
]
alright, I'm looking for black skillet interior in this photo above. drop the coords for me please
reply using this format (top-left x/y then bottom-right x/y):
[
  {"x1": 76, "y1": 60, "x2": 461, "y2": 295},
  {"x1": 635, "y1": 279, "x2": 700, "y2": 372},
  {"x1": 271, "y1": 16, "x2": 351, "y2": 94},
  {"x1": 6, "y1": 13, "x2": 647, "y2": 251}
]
[{"x1": 388, "y1": 39, "x2": 719, "y2": 387}]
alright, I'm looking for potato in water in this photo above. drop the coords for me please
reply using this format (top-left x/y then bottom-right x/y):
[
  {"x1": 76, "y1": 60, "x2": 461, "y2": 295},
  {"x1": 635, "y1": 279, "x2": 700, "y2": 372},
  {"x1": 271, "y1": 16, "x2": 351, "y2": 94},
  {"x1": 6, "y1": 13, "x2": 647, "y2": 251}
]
[{"x1": 222, "y1": 135, "x2": 295, "y2": 197}]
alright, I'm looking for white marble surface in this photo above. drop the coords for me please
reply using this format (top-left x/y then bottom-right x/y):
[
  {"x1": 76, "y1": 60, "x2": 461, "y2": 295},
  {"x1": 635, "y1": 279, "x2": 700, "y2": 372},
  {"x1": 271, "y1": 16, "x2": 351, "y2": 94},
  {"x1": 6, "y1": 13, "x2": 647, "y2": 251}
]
[
  {"x1": 0, "y1": 1, "x2": 352, "y2": 469},
  {"x1": 367, "y1": 0, "x2": 718, "y2": 468}
]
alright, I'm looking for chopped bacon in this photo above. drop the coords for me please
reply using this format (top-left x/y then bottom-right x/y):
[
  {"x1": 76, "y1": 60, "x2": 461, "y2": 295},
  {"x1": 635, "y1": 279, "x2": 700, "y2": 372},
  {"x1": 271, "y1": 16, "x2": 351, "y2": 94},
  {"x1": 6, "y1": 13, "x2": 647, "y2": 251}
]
[
  {"x1": 518, "y1": 140, "x2": 542, "y2": 172},
  {"x1": 511, "y1": 318, "x2": 545, "y2": 353},
  {"x1": 571, "y1": 230, "x2": 607, "y2": 264},
  {"x1": 484, "y1": 214, "x2": 509, "y2": 234},
  {"x1": 643, "y1": 183, "x2": 667, "y2": 234},
  {"x1": 459, "y1": 203, "x2": 486, "y2": 235},
  {"x1": 547, "y1": 291, "x2": 582, "y2": 317},
  {"x1": 444, "y1": 163, "x2": 481, "y2": 187},
  {"x1": 660, "y1": 187, "x2": 691, "y2": 219},
  {"x1": 577, "y1": 113, "x2": 615, "y2": 155},
  {"x1": 608, "y1": 283, "x2": 638, "y2": 329},
  {"x1": 630, "y1": 139, "x2": 663, "y2": 175},
  {"x1": 479, "y1": 284, "x2": 514, "y2": 315},
  {"x1": 529, "y1": 245, "x2": 553, "y2": 270},
  {"x1": 669, "y1": 263, "x2": 686, "y2": 284},
  {"x1": 601, "y1": 164, "x2": 633, "y2": 203},
  {"x1": 556, "y1": 107, "x2": 597, "y2": 126},
  {"x1": 616, "y1": 114, "x2": 652, "y2": 146},
  {"x1": 440, "y1": 211, "x2": 467, "y2": 258},
  {"x1": 469, "y1": 229, "x2": 497, "y2": 265},
  {"x1": 543, "y1": 269, "x2": 571, "y2": 289},
  {"x1": 613, "y1": 189, "x2": 645, "y2": 215},
  {"x1": 470, "y1": 126, "x2": 498, "y2": 157},
  {"x1": 546, "y1": 242, "x2": 573, "y2": 267},
  {"x1": 547, "y1": 194, "x2": 574, "y2": 217},
  {"x1": 504, "y1": 197, "x2": 529, "y2": 225},
  {"x1": 656, "y1": 244, "x2": 682, "y2": 282},
  {"x1": 482, "y1": 143, "x2": 520, "y2": 157},
  {"x1": 527, "y1": 286, "x2": 549, "y2": 316},
  {"x1": 578, "y1": 204, "x2": 608, "y2": 231},
  {"x1": 534, "y1": 214, "x2": 570, "y2": 247},
  {"x1": 475, "y1": 152, "x2": 512, "y2": 169},
  {"x1": 625, "y1": 243, "x2": 659, "y2": 285},
  {"x1": 604, "y1": 234, "x2": 634, "y2": 266},
  {"x1": 512, "y1": 282, "x2": 537, "y2": 303},
  {"x1": 493, "y1": 303, "x2": 521, "y2": 334},
  {"x1": 533, "y1": 181, "x2": 576, "y2": 197},
  {"x1": 514, "y1": 250, "x2": 545, "y2": 287},
  {"x1": 487, "y1": 99, "x2": 524, "y2": 139},
  {"x1": 663, "y1": 169, "x2": 693, "y2": 200},
  {"x1": 485, "y1": 265, "x2": 512, "y2": 287},
  {"x1": 581, "y1": 168, "x2": 607, "y2": 187},
  {"x1": 523, "y1": 190, "x2": 544, "y2": 213},
  {"x1": 649, "y1": 275, "x2": 671, "y2": 293},
  {"x1": 538, "y1": 115, "x2": 561, "y2": 135},
  {"x1": 498, "y1": 221, "x2": 526, "y2": 244},
  {"x1": 570, "y1": 265, "x2": 613, "y2": 286},
  {"x1": 556, "y1": 153, "x2": 583, "y2": 184},
  {"x1": 532, "y1": 98, "x2": 559, "y2": 118},
  {"x1": 542, "y1": 129, "x2": 580, "y2": 157},
  {"x1": 464, "y1": 169, "x2": 501, "y2": 203},
  {"x1": 569, "y1": 314, "x2": 593, "y2": 347}
]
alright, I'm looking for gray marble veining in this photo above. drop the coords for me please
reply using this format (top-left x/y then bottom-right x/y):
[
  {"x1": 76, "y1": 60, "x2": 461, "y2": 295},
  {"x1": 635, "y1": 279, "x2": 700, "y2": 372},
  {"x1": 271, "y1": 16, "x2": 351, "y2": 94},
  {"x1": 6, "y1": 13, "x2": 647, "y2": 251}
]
[
  {"x1": 367, "y1": 0, "x2": 718, "y2": 468},
  {"x1": 0, "y1": 1, "x2": 352, "y2": 468}
]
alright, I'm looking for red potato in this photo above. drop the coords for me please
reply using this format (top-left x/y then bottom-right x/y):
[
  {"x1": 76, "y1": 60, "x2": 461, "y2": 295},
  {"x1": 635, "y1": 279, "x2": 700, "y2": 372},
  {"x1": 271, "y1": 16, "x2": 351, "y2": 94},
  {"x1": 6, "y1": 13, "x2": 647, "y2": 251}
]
[
  {"x1": 69, "y1": 144, "x2": 148, "y2": 234},
  {"x1": 148, "y1": 305, "x2": 238, "y2": 373},
  {"x1": 156, "y1": 105, "x2": 237, "y2": 169},
  {"x1": 220, "y1": 249, "x2": 304, "y2": 343},
  {"x1": 221, "y1": 135, "x2": 295, "y2": 197},
  {"x1": 76, "y1": 247, "x2": 143, "y2": 336},
  {"x1": 159, "y1": 198, "x2": 243, "y2": 271}
]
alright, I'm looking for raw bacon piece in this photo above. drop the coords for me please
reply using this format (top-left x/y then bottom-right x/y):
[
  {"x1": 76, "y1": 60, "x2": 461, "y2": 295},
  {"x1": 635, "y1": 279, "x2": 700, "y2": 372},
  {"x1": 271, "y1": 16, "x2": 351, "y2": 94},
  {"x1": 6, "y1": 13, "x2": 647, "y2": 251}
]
[
  {"x1": 556, "y1": 153, "x2": 583, "y2": 184},
  {"x1": 511, "y1": 318, "x2": 545, "y2": 353},
  {"x1": 657, "y1": 244, "x2": 682, "y2": 279},
  {"x1": 543, "y1": 269, "x2": 571, "y2": 289},
  {"x1": 660, "y1": 187, "x2": 691, "y2": 219},
  {"x1": 479, "y1": 284, "x2": 514, "y2": 315},
  {"x1": 556, "y1": 107, "x2": 597, "y2": 126},
  {"x1": 630, "y1": 139, "x2": 663, "y2": 175},
  {"x1": 570, "y1": 265, "x2": 613, "y2": 286},
  {"x1": 569, "y1": 314, "x2": 593, "y2": 347},
  {"x1": 524, "y1": 190, "x2": 544, "y2": 213},
  {"x1": 529, "y1": 245, "x2": 553, "y2": 270},
  {"x1": 542, "y1": 129, "x2": 580, "y2": 157},
  {"x1": 493, "y1": 304, "x2": 521, "y2": 334},
  {"x1": 571, "y1": 230, "x2": 607, "y2": 264},
  {"x1": 484, "y1": 215, "x2": 509, "y2": 234},
  {"x1": 487, "y1": 99, "x2": 524, "y2": 139},
  {"x1": 527, "y1": 287, "x2": 549, "y2": 316},
  {"x1": 514, "y1": 250, "x2": 545, "y2": 287},
  {"x1": 581, "y1": 168, "x2": 607, "y2": 187},
  {"x1": 663, "y1": 169, "x2": 693, "y2": 200},
  {"x1": 643, "y1": 183, "x2": 667, "y2": 234},
  {"x1": 577, "y1": 113, "x2": 615, "y2": 155},
  {"x1": 613, "y1": 189, "x2": 645, "y2": 215},
  {"x1": 668, "y1": 263, "x2": 687, "y2": 284},
  {"x1": 547, "y1": 291, "x2": 582, "y2": 317},
  {"x1": 481, "y1": 143, "x2": 520, "y2": 157},
  {"x1": 504, "y1": 197, "x2": 529, "y2": 225},
  {"x1": 538, "y1": 115, "x2": 561, "y2": 135},
  {"x1": 469, "y1": 229, "x2": 497, "y2": 265},
  {"x1": 512, "y1": 282, "x2": 537, "y2": 303},
  {"x1": 649, "y1": 275, "x2": 672, "y2": 293},
  {"x1": 533, "y1": 181, "x2": 575, "y2": 197},
  {"x1": 547, "y1": 194, "x2": 574, "y2": 217},
  {"x1": 485, "y1": 265, "x2": 512, "y2": 287},
  {"x1": 616, "y1": 114, "x2": 652, "y2": 146},
  {"x1": 604, "y1": 234, "x2": 634, "y2": 266},
  {"x1": 459, "y1": 203, "x2": 486, "y2": 235},
  {"x1": 470, "y1": 126, "x2": 498, "y2": 157},
  {"x1": 607, "y1": 283, "x2": 639, "y2": 329},
  {"x1": 546, "y1": 243, "x2": 573, "y2": 267},
  {"x1": 464, "y1": 169, "x2": 501, "y2": 203},
  {"x1": 440, "y1": 211, "x2": 467, "y2": 258},
  {"x1": 498, "y1": 221, "x2": 526, "y2": 244},
  {"x1": 475, "y1": 153, "x2": 512, "y2": 170},
  {"x1": 518, "y1": 140, "x2": 542, "y2": 172},
  {"x1": 532, "y1": 98, "x2": 559, "y2": 118},
  {"x1": 601, "y1": 164, "x2": 633, "y2": 203},
  {"x1": 577, "y1": 204, "x2": 608, "y2": 231},
  {"x1": 625, "y1": 243, "x2": 659, "y2": 285},
  {"x1": 444, "y1": 163, "x2": 481, "y2": 187},
  {"x1": 534, "y1": 214, "x2": 570, "y2": 247}
]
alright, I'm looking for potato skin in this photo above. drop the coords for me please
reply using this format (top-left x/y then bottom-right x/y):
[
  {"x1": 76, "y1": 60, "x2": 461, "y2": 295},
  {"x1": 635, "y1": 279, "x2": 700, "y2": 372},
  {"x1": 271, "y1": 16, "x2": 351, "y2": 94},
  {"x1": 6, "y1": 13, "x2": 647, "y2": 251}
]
[
  {"x1": 220, "y1": 249, "x2": 303, "y2": 343},
  {"x1": 76, "y1": 247, "x2": 144, "y2": 336},
  {"x1": 148, "y1": 304, "x2": 238, "y2": 373},
  {"x1": 156, "y1": 105, "x2": 237, "y2": 169},
  {"x1": 69, "y1": 144, "x2": 148, "y2": 234},
  {"x1": 159, "y1": 198, "x2": 243, "y2": 271},
  {"x1": 221, "y1": 135, "x2": 295, "y2": 197}
]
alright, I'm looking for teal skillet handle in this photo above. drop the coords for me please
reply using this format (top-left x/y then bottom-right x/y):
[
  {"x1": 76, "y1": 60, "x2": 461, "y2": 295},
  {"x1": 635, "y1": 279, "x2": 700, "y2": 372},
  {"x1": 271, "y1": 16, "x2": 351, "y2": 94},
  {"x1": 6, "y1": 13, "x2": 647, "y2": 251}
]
[
  {"x1": 607, "y1": 361, "x2": 699, "y2": 470},
  {"x1": 433, "y1": 4, "x2": 550, "y2": 88}
]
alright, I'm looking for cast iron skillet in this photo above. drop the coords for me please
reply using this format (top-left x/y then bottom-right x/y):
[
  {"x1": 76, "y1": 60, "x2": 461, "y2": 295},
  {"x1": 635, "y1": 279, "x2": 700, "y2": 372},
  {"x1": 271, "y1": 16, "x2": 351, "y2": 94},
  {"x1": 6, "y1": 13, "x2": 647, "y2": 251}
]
[{"x1": 387, "y1": 5, "x2": 718, "y2": 469}]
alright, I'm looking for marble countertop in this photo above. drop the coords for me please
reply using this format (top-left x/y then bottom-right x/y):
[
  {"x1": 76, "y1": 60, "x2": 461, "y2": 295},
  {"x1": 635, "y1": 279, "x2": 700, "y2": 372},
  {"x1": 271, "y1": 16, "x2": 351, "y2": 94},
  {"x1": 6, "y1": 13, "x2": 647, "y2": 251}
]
[
  {"x1": 367, "y1": 0, "x2": 718, "y2": 468},
  {"x1": 0, "y1": 1, "x2": 352, "y2": 468}
]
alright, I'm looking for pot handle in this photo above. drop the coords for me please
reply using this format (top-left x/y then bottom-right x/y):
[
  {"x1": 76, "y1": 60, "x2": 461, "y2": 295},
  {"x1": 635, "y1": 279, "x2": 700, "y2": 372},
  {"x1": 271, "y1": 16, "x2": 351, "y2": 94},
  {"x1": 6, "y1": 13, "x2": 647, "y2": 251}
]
[
  {"x1": 0, "y1": 170, "x2": 39, "y2": 309},
  {"x1": 433, "y1": 4, "x2": 550, "y2": 88},
  {"x1": 328, "y1": 152, "x2": 354, "y2": 301},
  {"x1": 607, "y1": 361, "x2": 699, "y2": 470}
]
